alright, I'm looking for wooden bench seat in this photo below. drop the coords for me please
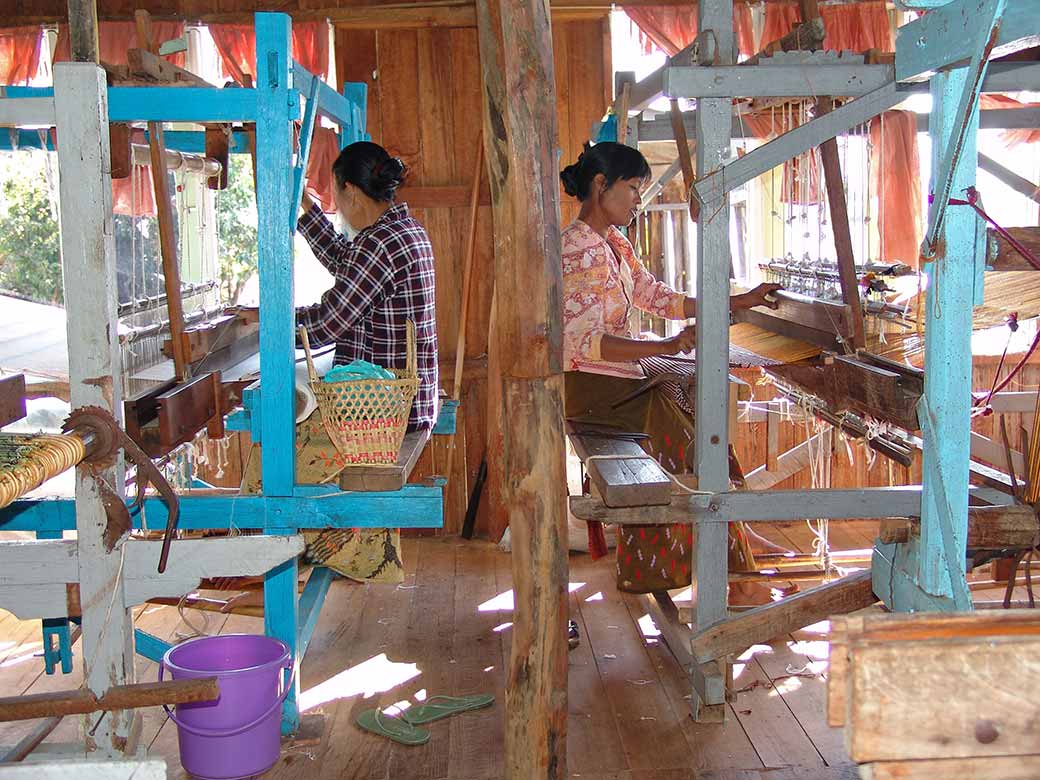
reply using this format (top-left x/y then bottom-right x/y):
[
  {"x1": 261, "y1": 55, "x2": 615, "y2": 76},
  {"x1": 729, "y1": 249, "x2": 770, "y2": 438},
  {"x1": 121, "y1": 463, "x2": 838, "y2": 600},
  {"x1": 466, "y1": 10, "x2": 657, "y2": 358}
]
[
  {"x1": 337, "y1": 428, "x2": 431, "y2": 492},
  {"x1": 567, "y1": 423, "x2": 672, "y2": 508}
]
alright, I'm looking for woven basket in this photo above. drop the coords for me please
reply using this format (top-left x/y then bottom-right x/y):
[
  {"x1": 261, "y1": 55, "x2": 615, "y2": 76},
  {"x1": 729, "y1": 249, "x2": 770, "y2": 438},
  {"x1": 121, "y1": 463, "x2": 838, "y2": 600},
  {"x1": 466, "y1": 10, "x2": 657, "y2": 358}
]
[{"x1": 300, "y1": 321, "x2": 419, "y2": 466}]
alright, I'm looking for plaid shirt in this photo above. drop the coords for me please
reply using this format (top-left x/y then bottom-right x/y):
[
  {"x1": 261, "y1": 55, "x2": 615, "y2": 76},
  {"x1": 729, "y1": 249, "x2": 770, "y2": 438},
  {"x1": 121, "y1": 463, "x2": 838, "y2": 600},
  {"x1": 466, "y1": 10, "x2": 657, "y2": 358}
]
[{"x1": 296, "y1": 203, "x2": 439, "y2": 431}]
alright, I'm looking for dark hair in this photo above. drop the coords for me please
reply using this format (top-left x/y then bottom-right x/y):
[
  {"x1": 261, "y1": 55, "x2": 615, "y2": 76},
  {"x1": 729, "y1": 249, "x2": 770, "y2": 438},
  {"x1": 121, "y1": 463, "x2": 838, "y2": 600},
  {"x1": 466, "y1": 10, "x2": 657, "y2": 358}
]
[
  {"x1": 559, "y1": 142, "x2": 651, "y2": 201},
  {"x1": 332, "y1": 141, "x2": 406, "y2": 203}
]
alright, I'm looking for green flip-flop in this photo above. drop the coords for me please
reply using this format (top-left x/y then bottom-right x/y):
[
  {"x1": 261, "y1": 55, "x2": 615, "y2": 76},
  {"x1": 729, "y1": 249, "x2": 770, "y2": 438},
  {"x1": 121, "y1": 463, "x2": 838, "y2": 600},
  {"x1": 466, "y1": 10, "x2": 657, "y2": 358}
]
[
  {"x1": 355, "y1": 708, "x2": 431, "y2": 745},
  {"x1": 400, "y1": 694, "x2": 496, "y2": 725}
]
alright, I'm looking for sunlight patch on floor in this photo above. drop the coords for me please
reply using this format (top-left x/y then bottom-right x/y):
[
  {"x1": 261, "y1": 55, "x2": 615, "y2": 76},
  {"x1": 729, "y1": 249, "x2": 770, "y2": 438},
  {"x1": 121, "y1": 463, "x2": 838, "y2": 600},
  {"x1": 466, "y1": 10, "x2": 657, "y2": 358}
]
[
  {"x1": 479, "y1": 582, "x2": 586, "y2": 612},
  {"x1": 299, "y1": 653, "x2": 420, "y2": 711}
]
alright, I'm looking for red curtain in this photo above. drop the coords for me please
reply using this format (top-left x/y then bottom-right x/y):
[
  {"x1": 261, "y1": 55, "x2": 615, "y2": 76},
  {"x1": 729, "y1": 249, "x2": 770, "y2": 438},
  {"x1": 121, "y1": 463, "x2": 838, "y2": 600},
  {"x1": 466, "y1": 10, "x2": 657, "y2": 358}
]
[
  {"x1": 743, "y1": 110, "x2": 822, "y2": 205},
  {"x1": 210, "y1": 22, "x2": 337, "y2": 211},
  {"x1": 981, "y1": 93, "x2": 1040, "y2": 147},
  {"x1": 306, "y1": 127, "x2": 340, "y2": 213},
  {"x1": 209, "y1": 21, "x2": 330, "y2": 84},
  {"x1": 625, "y1": 5, "x2": 756, "y2": 59},
  {"x1": 53, "y1": 21, "x2": 186, "y2": 67},
  {"x1": 762, "y1": 0, "x2": 893, "y2": 51},
  {"x1": 0, "y1": 26, "x2": 43, "y2": 85},
  {"x1": 869, "y1": 110, "x2": 923, "y2": 267},
  {"x1": 54, "y1": 21, "x2": 186, "y2": 217}
]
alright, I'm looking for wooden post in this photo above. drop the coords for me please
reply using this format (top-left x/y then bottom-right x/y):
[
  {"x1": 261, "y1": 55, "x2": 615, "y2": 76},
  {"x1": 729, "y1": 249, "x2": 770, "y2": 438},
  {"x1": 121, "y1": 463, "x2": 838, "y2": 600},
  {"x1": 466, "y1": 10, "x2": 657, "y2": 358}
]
[
  {"x1": 475, "y1": 0, "x2": 568, "y2": 775},
  {"x1": 66, "y1": 0, "x2": 99, "y2": 62},
  {"x1": 255, "y1": 13, "x2": 301, "y2": 735},
  {"x1": 54, "y1": 61, "x2": 133, "y2": 756},
  {"x1": 691, "y1": 0, "x2": 735, "y2": 722},
  {"x1": 798, "y1": 0, "x2": 865, "y2": 350},
  {"x1": 135, "y1": 13, "x2": 189, "y2": 381}
]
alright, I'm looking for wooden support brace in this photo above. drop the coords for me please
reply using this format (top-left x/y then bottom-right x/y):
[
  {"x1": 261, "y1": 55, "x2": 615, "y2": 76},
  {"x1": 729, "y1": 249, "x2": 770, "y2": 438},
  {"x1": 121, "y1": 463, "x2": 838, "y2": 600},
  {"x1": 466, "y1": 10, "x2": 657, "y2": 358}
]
[
  {"x1": 0, "y1": 373, "x2": 26, "y2": 427},
  {"x1": 0, "y1": 678, "x2": 219, "y2": 723},
  {"x1": 986, "y1": 226, "x2": 1040, "y2": 269},
  {"x1": 877, "y1": 503, "x2": 1038, "y2": 549},
  {"x1": 691, "y1": 569, "x2": 876, "y2": 665}
]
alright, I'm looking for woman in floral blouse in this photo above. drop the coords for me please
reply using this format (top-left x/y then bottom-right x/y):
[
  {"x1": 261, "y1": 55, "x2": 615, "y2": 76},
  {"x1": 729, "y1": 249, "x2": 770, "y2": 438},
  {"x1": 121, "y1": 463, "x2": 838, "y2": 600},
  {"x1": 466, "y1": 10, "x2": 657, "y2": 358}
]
[{"x1": 561, "y1": 142, "x2": 782, "y2": 597}]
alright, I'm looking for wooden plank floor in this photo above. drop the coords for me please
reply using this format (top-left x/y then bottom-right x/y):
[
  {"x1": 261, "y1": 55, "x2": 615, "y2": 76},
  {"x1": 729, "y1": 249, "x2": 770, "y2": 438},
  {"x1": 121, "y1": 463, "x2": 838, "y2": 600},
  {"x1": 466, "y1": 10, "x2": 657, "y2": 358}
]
[{"x1": 0, "y1": 522, "x2": 1029, "y2": 779}]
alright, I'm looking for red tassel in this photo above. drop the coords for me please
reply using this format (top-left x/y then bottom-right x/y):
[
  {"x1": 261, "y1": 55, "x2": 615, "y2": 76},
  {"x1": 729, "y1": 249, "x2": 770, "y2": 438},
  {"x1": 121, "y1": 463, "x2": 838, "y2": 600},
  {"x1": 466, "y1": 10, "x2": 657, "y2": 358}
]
[{"x1": 587, "y1": 521, "x2": 609, "y2": 560}]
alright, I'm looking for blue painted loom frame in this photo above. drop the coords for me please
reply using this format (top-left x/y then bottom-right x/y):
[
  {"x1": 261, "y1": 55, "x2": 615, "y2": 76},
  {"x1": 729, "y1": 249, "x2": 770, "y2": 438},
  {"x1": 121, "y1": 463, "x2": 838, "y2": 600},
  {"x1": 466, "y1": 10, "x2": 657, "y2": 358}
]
[{"x1": 0, "y1": 12, "x2": 444, "y2": 734}]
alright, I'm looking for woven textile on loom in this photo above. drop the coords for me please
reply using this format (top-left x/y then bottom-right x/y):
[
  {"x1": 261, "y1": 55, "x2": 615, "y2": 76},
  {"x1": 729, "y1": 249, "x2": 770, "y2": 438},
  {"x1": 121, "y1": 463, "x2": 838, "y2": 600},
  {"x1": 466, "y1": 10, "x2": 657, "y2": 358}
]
[
  {"x1": 639, "y1": 345, "x2": 780, "y2": 415},
  {"x1": 0, "y1": 433, "x2": 84, "y2": 509}
]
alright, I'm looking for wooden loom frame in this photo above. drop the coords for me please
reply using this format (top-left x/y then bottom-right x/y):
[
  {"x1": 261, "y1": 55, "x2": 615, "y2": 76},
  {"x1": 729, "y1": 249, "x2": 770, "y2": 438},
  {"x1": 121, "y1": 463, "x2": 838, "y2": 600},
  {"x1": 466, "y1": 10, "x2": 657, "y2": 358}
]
[
  {"x1": 0, "y1": 13, "x2": 445, "y2": 752},
  {"x1": 584, "y1": 0, "x2": 1040, "y2": 722}
]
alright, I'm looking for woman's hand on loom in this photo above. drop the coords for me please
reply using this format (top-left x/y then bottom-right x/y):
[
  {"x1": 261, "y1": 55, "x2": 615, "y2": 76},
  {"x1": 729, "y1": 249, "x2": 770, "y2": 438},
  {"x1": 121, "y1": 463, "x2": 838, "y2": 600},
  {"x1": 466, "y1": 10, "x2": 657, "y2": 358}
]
[
  {"x1": 733, "y1": 282, "x2": 783, "y2": 311},
  {"x1": 660, "y1": 325, "x2": 697, "y2": 356}
]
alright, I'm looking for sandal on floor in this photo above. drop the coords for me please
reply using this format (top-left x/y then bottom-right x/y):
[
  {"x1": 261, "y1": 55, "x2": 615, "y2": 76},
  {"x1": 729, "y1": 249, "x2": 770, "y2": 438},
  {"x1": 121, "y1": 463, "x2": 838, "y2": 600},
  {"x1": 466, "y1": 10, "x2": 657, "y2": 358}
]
[
  {"x1": 400, "y1": 694, "x2": 495, "y2": 725},
  {"x1": 355, "y1": 708, "x2": 431, "y2": 745}
]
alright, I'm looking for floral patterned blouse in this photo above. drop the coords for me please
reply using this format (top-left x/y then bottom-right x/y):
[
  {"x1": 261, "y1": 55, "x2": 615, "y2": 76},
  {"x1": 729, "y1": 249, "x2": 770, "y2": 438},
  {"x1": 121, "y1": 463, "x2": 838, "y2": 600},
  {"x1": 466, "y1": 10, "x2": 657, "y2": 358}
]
[{"x1": 562, "y1": 219, "x2": 687, "y2": 378}]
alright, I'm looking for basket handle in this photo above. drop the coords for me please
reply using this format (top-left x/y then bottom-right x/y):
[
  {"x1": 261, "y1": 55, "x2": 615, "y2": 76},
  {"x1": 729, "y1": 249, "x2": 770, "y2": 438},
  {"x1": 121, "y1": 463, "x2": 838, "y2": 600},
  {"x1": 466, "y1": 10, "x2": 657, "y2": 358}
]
[
  {"x1": 406, "y1": 320, "x2": 416, "y2": 377},
  {"x1": 299, "y1": 326, "x2": 319, "y2": 383}
]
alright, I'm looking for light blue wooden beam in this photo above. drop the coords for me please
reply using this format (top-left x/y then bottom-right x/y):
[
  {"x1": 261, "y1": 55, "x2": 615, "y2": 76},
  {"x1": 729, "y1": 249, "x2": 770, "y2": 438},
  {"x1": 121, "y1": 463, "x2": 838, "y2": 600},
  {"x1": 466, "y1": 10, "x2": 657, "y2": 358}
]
[
  {"x1": 664, "y1": 63, "x2": 894, "y2": 99},
  {"x1": 256, "y1": 12, "x2": 301, "y2": 735},
  {"x1": 692, "y1": 82, "x2": 905, "y2": 201},
  {"x1": 341, "y1": 83, "x2": 370, "y2": 146},
  {"x1": 109, "y1": 87, "x2": 257, "y2": 123},
  {"x1": 896, "y1": 0, "x2": 1040, "y2": 81},
  {"x1": 691, "y1": 0, "x2": 733, "y2": 719},
  {"x1": 874, "y1": 67, "x2": 980, "y2": 614},
  {"x1": 296, "y1": 566, "x2": 335, "y2": 661},
  {"x1": 290, "y1": 74, "x2": 321, "y2": 232},
  {"x1": 921, "y1": 0, "x2": 1006, "y2": 252},
  {"x1": 134, "y1": 630, "x2": 172, "y2": 665},
  {"x1": 291, "y1": 61, "x2": 361, "y2": 132},
  {"x1": 0, "y1": 488, "x2": 443, "y2": 533}
]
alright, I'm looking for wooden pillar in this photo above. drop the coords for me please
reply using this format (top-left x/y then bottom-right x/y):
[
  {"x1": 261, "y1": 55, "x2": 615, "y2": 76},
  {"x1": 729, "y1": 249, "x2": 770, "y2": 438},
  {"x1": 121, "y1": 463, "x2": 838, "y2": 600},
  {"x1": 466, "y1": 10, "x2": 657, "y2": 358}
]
[
  {"x1": 66, "y1": 0, "x2": 99, "y2": 62},
  {"x1": 255, "y1": 13, "x2": 301, "y2": 733},
  {"x1": 54, "y1": 62, "x2": 133, "y2": 756},
  {"x1": 798, "y1": 0, "x2": 865, "y2": 349},
  {"x1": 691, "y1": 0, "x2": 735, "y2": 721},
  {"x1": 475, "y1": 0, "x2": 569, "y2": 776}
]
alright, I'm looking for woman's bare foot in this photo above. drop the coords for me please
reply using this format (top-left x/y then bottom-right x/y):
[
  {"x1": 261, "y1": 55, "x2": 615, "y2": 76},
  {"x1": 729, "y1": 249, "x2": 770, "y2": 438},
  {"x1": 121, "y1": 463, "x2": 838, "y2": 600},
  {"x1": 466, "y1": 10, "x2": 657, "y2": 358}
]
[{"x1": 729, "y1": 581, "x2": 775, "y2": 607}]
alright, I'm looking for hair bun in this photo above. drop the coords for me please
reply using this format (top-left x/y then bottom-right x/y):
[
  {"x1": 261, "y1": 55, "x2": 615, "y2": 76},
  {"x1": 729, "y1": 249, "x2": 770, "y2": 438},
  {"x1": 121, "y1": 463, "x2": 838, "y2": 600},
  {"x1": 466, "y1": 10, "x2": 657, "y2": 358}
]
[
  {"x1": 378, "y1": 157, "x2": 406, "y2": 184},
  {"x1": 560, "y1": 163, "x2": 581, "y2": 197}
]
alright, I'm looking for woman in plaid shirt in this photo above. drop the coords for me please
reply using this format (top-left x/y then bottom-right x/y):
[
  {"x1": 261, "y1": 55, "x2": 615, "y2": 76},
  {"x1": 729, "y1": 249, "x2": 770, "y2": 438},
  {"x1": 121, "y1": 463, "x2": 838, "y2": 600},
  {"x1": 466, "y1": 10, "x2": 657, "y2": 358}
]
[{"x1": 297, "y1": 141, "x2": 438, "y2": 431}]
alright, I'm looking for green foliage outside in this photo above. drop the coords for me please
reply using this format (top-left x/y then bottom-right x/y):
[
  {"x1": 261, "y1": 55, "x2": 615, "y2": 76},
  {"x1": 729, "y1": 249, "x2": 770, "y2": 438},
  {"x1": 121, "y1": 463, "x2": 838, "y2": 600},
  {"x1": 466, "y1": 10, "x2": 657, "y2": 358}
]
[
  {"x1": 0, "y1": 176, "x2": 63, "y2": 305},
  {"x1": 216, "y1": 154, "x2": 258, "y2": 304}
]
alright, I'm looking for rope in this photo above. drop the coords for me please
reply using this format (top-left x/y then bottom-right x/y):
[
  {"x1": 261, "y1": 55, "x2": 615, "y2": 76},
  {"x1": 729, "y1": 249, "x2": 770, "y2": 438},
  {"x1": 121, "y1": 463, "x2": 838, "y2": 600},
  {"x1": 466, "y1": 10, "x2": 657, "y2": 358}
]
[{"x1": 945, "y1": 186, "x2": 1040, "y2": 271}]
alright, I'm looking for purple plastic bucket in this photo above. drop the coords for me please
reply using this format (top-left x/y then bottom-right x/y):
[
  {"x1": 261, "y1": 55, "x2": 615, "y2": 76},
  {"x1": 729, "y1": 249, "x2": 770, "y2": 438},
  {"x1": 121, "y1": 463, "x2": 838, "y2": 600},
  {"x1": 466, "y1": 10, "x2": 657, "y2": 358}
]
[{"x1": 161, "y1": 634, "x2": 293, "y2": 780}]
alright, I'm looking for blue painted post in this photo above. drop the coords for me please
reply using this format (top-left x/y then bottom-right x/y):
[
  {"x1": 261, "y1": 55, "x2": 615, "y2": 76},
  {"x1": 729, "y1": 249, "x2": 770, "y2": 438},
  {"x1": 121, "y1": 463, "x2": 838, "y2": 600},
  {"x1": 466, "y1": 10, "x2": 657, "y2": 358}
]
[
  {"x1": 35, "y1": 529, "x2": 74, "y2": 675},
  {"x1": 255, "y1": 11, "x2": 301, "y2": 734},
  {"x1": 916, "y1": 67, "x2": 979, "y2": 608}
]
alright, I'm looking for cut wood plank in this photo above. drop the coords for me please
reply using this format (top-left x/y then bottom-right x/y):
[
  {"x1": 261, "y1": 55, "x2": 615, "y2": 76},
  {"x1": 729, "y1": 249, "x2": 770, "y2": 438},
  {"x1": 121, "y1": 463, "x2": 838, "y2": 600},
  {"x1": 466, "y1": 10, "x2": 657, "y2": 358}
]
[
  {"x1": 127, "y1": 47, "x2": 213, "y2": 86},
  {"x1": 0, "y1": 677, "x2": 219, "y2": 722},
  {"x1": 569, "y1": 430, "x2": 672, "y2": 508},
  {"x1": 986, "y1": 227, "x2": 1040, "y2": 271},
  {"x1": 0, "y1": 374, "x2": 26, "y2": 427},
  {"x1": 569, "y1": 494, "x2": 694, "y2": 525},
  {"x1": 692, "y1": 571, "x2": 877, "y2": 664},
  {"x1": 574, "y1": 559, "x2": 696, "y2": 772},
  {"x1": 337, "y1": 429, "x2": 431, "y2": 492},
  {"x1": 877, "y1": 504, "x2": 1038, "y2": 548},
  {"x1": 750, "y1": 636, "x2": 848, "y2": 767},
  {"x1": 447, "y1": 543, "x2": 507, "y2": 779},
  {"x1": 745, "y1": 430, "x2": 831, "y2": 491},
  {"x1": 768, "y1": 356, "x2": 922, "y2": 431},
  {"x1": 733, "y1": 291, "x2": 852, "y2": 345},
  {"x1": 845, "y1": 635, "x2": 1040, "y2": 762},
  {"x1": 861, "y1": 755, "x2": 1040, "y2": 780},
  {"x1": 731, "y1": 654, "x2": 826, "y2": 770},
  {"x1": 616, "y1": 592, "x2": 764, "y2": 773}
]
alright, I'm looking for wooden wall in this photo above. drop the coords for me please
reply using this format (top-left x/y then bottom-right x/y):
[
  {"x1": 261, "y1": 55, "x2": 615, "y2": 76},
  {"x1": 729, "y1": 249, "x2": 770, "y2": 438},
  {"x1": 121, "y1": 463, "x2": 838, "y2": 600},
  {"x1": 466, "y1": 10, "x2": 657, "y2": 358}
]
[{"x1": 335, "y1": 16, "x2": 612, "y2": 538}]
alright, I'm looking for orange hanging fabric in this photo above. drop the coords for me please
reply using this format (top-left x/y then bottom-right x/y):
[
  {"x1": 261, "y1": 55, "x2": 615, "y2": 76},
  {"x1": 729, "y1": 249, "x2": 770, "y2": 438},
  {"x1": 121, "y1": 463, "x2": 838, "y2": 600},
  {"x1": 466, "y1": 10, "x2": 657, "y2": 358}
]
[
  {"x1": 53, "y1": 21, "x2": 186, "y2": 218},
  {"x1": 869, "y1": 110, "x2": 923, "y2": 268},
  {"x1": 0, "y1": 26, "x2": 43, "y2": 85},
  {"x1": 762, "y1": 0, "x2": 893, "y2": 51},
  {"x1": 624, "y1": 4, "x2": 757, "y2": 59}
]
